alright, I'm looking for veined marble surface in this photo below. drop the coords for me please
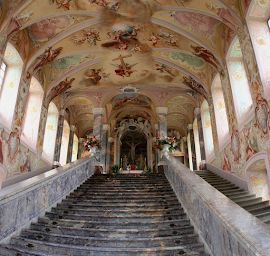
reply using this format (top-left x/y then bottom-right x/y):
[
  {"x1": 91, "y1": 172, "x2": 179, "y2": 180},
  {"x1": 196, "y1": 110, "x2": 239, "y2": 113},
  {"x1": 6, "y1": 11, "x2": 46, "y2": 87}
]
[
  {"x1": 164, "y1": 155, "x2": 270, "y2": 256},
  {"x1": 0, "y1": 156, "x2": 96, "y2": 242}
]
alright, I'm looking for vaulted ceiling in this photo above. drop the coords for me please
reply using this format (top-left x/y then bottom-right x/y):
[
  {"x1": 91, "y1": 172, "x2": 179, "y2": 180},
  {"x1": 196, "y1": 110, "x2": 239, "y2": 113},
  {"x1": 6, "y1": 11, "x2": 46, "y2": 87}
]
[{"x1": 1, "y1": 0, "x2": 249, "y2": 138}]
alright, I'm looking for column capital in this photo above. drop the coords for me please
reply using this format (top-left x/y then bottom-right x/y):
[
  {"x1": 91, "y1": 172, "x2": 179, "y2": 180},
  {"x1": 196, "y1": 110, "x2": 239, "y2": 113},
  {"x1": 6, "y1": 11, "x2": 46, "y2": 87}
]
[
  {"x1": 93, "y1": 108, "x2": 105, "y2": 115},
  {"x1": 154, "y1": 124, "x2": 158, "y2": 130},
  {"x1": 183, "y1": 137, "x2": 187, "y2": 142},
  {"x1": 200, "y1": 141, "x2": 204, "y2": 147},
  {"x1": 156, "y1": 107, "x2": 168, "y2": 115},
  {"x1": 79, "y1": 138, "x2": 84, "y2": 143},
  {"x1": 187, "y1": 124, "x2": 193, "y2": 131},
  {"x1": 70, "y1": 125, "x2": 76, "y2": 132},
  {"x1": 108, "y1": 137, "x2": 114, "y2": 143},
  {"x1": 103, "y1": 124, "x2": 110, "y2": 131},
  {"x1": 194, "y1": 108, "x2": 200, "y2": 115},
  {"x1": 60, "y1": 109, "x2": 66, "y2": 116}
]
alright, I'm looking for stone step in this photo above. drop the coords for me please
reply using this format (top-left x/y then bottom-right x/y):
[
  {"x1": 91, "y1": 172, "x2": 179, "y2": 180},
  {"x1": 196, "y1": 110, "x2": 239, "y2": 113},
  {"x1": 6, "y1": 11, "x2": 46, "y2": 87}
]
[
  {"x1": 67, "y1": 193, "x2": 177, "y2": 200},
  {"x1": 229, "y1": 193, "x2": 255, "y2": 201},
  {"x1": 51, "y1": 207, "x2": 184, "y2": 217},
  {"x1": 204, "y1": 181, "x2": 231, "y2": 186},
  {"x1": 202, "y1": 178, "x2": 225, "y2": 183},
  {"x1": 38, "y1": 217, "x2": 192, "y2": 230},
  {"x1": 20, "y1": 230, "x2": 200, "y2": 248},
  {"x1": 214, "y1": 186, "x2": 239, "y2": 192},
  {"x1": 248, "y1": 205, "x2": 270, "y2": 215},
  {"x1": 241, "y1": 201, "x2": 270, "y2": 211},
  {"x1": 56, "y1": 202, "x2": 182, "y2": 211},
  {"x1": 234, "y1": 197, "x2": 263, "y2": 207},
  {"x1": 211, "y1": 184, "x2": 236, "y2": 189},
  {"x1": 45, "y1": 211, "x2": 187, "y2": 223},
  {"x1": 30, "y1": 222, "x2": 195, "y2": 238},
  {"x1": 220, "y1": 188, "x2": 245, "y2": 195},
  {"x1": 7, "y1": 237, "x2": 207, "y2": 256},
  {"x1": 62, "y1": 198, "x2": 179, "y2": 205},
  {"x1": 75, "y1": 187, "x2": 174, "y2": 193},
  {"x1": 254, "y1": 211, "x2": 270, "y2": 222},
  {"x1": 80, "y1": 184, "x2": 173, "y2": 189}
]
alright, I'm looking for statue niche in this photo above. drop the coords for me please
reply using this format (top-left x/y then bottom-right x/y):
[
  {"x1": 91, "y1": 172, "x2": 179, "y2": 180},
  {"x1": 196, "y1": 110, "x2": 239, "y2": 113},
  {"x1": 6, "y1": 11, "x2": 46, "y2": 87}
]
[{"x1": 121, "y1": 131, "x2": 147, "y2": 170}]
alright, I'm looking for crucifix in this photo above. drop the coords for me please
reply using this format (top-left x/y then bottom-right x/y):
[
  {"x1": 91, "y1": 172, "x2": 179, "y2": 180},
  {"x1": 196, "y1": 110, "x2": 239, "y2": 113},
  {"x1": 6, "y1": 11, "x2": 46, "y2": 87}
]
[{"x1": 112, "y1": 54, "x2": 132, "y2": 77}]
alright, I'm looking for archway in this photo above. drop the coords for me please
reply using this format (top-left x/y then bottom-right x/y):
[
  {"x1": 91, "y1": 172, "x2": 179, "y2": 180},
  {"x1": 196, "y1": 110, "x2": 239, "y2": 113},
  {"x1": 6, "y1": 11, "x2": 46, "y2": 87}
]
[{"x1": 121, "y1": 131, "x2": 147, "y2": 170}]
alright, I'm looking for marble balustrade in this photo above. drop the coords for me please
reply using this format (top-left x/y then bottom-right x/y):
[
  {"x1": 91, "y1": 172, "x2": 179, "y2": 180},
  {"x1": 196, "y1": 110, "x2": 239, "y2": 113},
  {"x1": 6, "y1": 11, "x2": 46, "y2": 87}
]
[
  {"x1": 163, "y1": 155, "x2": 270, "y2": 256},
  {"x1": 0, "y1": 156, "x2": 96, "y2": 243}
]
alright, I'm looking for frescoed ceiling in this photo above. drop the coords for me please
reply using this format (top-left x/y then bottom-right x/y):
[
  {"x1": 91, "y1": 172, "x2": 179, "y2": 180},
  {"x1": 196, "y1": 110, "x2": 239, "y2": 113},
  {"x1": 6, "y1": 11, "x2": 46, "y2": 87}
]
[{"x1": 1, "y1": 0, "x2": 248, "y2": 138}]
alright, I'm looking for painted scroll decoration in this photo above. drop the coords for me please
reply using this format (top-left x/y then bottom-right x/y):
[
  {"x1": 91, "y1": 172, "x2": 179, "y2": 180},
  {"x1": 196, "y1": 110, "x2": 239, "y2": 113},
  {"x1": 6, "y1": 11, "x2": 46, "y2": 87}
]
[
  {"x1": 7, "y1": 128, "x2": 21, "y2": 163},
  {"x1": 230, "y1": 125, "x2": 241, "y2": 162}
]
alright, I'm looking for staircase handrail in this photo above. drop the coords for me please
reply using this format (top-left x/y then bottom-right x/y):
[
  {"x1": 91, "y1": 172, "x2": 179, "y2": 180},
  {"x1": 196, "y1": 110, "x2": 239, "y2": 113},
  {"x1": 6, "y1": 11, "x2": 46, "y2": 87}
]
[
  {"x1": 206, "y1": 163, "x2": 249, "y2": 191},
  {"x1": 163, "y1": 155, "x2": 270, "y2": 256}
]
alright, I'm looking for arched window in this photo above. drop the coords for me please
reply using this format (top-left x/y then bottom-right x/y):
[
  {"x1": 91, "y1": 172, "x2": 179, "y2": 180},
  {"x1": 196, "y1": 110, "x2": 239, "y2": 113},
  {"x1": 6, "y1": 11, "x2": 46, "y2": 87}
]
[
  {"x1": 42, "y1": 102, "x2": 59, "y2": 164},
  {"x1": 201, "y1": 100, "x2": 214, "y2": 162},
  {"x1": 212, "y1": 73, "x2": 229, "y2": 150},
  {"x1": 72, "y1": 134, "x2": 78, "y2": 162},
  {"x1": 246, "y1": 1, "x2": 270, "y2": 99},
  {"x1": 0, "y1": 43, "x2": 23, "y2": 132},
  {"x1": 227, "y1": 37, "x2": 253, "y2": 130},
  {"x1": 21, "y1": 77, "x2": 44, "y2": 151},
  {"x1": 59, "y1": 120, "x2": 70, "y2": 166},
  {"x1": 193, "y1": 118, "x2": 201, "y2": 170}
]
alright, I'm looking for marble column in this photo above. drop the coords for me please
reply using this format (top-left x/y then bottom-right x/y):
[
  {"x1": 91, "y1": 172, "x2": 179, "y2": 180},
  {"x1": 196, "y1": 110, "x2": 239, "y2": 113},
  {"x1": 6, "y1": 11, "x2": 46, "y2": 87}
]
[
  {"x1": 156, "y1": 107, "x2": 168, "y2": 138},
  {"x1": 183, "y1": 137, "x2": 190, "y2": 168},
  {"x1": 206, "y1": 96, "x2": 221, "y2": 168},
  {"x1": 194, "y1": 108, "x2": 206, "y2": 163},
  {"x1": 107, "y1": 137, "x2": 114, "y2": 172},
  {"x1": 78, "y1": 138, "x2": 84, "y2": 159},
  {"x1": 67, "y1": 125, "x2": 76, "y2": 164},
  {"x1": 93, "y1": 108, "x2": 105, "y2": 173},
  {"x1": 100, "y1": 124, "x2": 109, "y2": 170},
  {"x1": 188, "y1": 124, "x2": 197, "y2": 170},
  {"x1": 156, "y1": 108, "x2": 168, "y2": 173},
  {"x1": 53, "y1": 109, "x2": 65, "y2": 167}
]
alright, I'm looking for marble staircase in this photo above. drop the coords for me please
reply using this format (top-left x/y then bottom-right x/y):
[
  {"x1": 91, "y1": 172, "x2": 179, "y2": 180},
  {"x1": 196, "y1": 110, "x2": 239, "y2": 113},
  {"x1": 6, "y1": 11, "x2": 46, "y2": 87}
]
[
  {"x1": 0, "y1": 174, "x2": 210, "y2": 256},
  {"x1": 194, "y1": 170, "x2": 270, "y2": 226}
]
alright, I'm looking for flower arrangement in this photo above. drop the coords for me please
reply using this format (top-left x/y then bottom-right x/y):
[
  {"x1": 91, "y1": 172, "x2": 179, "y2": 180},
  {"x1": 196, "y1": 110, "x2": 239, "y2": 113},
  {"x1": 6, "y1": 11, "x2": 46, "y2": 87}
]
[
  {"x1": 83, "y1": 135, "x2": 101, "y2": 151},
  {"x1": 156, "y1": 136, "x2": 176, "y2": 150}
]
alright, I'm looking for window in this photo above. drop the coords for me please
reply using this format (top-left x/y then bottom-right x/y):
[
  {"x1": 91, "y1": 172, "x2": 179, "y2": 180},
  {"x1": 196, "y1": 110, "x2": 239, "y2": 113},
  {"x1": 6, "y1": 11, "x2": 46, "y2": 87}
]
[
  {"x1": 227, "y1": 37, "x2": 253, "y2": 130},
  {"x1": 247, "y1": 2, "x2": 270, "y2": 99},
  {"x1": 21, "y1": 77, "x2": 44, "y2": 151},
  {"x1": 0, "y1": 62, "x2": 7, "y2": 93},
  {"x1": 42, "y1": 102, "x2": 58, "y2": 164},
  {"x1": 201, "y1": 100, "x2": 214, "y2": 162},
  {"x1": 59, "y1": 120, "x2": 70, "y2": 166},
  {"x1": 72, "y1": 134, "x2": 78, "y2": 162},
  {"x1": 212, "y1": 73, "x2": 229, "y2": 150},
  {"x1": 0, "y1": 43, "x2": 23, "y2": 132}
]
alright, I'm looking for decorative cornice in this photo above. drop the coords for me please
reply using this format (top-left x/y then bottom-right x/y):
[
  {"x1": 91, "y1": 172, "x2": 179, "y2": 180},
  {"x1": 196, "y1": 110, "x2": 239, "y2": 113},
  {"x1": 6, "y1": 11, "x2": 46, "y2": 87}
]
[
  {"x1": 70, "y1": 125, "x2": 76, "y2": 132},
  {"x1": 156, "y1": 107, "x2": 168, "y2": 115},
  {"x1": 93, "y1": 108, "x2": 105, "y2": 115},
  {"x1": 103, "y1": 124, "x2": 110, "y2": 131},
  {"x1": 187, "y1": 124, "x2": 193, "y2": 131},
  {"x1": 60, "y1": 109, "x2": 66, "y2": 116},
  {"x1": 194, "y1": 108, "x2": 200, "y2": 115}
]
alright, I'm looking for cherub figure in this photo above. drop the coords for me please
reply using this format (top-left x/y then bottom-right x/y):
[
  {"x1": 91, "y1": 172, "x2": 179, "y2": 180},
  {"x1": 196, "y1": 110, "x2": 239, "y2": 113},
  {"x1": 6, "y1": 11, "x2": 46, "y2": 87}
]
[
  {"x1": 52, "y1": 0, "x2": 72, "y2": 10},
  {"x1": 33, "y1": 46, "x2": 62, "y2": 71},
  {"x1": 146, "y1": 33, "x2": 161, "y2": 47}
]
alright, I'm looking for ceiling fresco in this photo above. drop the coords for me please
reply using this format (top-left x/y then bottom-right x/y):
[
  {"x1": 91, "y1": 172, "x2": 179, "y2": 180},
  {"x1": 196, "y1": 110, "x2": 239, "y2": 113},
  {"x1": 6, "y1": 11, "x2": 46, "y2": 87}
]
[{"x1": 1, "y1": 0, "x2": 248, "y2": 137}]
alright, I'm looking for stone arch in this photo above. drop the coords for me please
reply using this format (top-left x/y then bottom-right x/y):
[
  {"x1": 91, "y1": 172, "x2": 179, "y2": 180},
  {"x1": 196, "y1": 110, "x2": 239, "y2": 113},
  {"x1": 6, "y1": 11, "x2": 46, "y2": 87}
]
[{"x1": 243, "y1": 152, "x2": 270, "y2": 201}]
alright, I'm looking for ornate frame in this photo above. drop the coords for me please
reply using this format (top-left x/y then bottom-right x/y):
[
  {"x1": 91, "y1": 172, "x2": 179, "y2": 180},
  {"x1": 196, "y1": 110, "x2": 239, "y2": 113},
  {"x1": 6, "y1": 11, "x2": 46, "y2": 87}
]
[
  {"x1": 254, "y1": 94, "x2": 270, "y2": 137},
  {"x1": 7, "y1": 128, "x2": 21, "y2": 163},
  {"x1": 230, "y1": 126, "x2": 241, "y2": 162}
]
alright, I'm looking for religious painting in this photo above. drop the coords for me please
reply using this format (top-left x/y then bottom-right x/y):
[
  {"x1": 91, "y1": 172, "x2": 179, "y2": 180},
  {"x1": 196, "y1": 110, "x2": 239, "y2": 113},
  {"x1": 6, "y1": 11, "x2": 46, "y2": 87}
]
[
  {"x1": 254, "y1": 94, "x2": 270, "y2": 137},
  {"x1": 222, "y1": 151, "x2": 231, "y2": 172},
  {"x1": 112, "y1": 93, "x2": 151, "y2": 110},
  {"x1": 230, "y1": 125, "x2": 241, "y2": 162},
  {"x1": 7, "y1": 128, "x2": 21, "y2": 163},
  {"x1": 250, "y1": 173, "x2": 267, "y2": 201},
  {"x1": 20, "y1": 148, "x2": 31, "y2": 174},
  {"x1": 121, "y1": 131, "x2": 147, "y2": 169}
]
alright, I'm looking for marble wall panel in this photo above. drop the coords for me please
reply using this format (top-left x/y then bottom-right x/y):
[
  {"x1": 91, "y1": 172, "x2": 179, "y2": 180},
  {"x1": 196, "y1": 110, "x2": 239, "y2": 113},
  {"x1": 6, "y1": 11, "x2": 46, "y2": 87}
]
[
  {"x1": 0, "y1": 156, "x2": 95, "y2": 242},
  {"x1": 164, "y1": 155, "x2": 270, "y2": 256}
]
